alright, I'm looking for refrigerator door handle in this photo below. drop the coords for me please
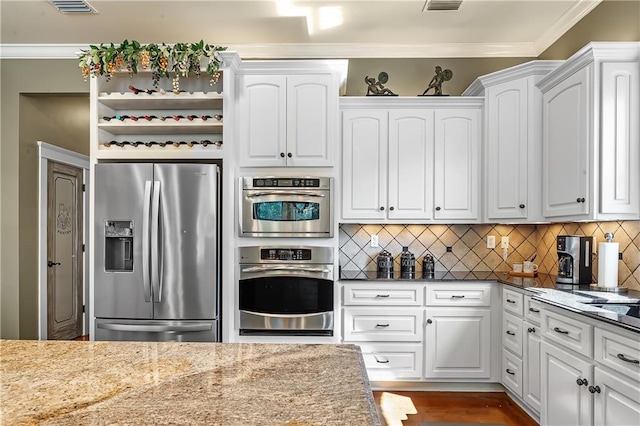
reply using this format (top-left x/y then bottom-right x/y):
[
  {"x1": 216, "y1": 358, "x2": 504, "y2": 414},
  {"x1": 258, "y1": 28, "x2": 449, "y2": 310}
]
[
  {"x1": 151, "y1": 180, "x2": 162, "y2": 303},
  {"x1": 142, "y1": 180, "x2": 152, "y2": 302},
  {"x1": 97, "y1": 323, "x2": 213, "y2": 333}
]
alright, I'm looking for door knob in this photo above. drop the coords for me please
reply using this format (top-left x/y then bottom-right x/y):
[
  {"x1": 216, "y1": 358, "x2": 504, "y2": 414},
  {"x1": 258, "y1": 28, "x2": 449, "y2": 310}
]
[
  {"x1": 576, "y1": 378, "x2": 588, "y2": 386},
  {"x1": 47, "y1": 261, "x2": 61, "y2": 268},
  {"x1": 588, "y1": 385, "x2": 601, "y2": 394}
]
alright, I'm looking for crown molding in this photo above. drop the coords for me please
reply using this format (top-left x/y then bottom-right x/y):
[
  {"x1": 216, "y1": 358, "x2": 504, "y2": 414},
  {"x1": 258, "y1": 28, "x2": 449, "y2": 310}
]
[
  {"x1": 462, "y1": 60, "x2": 564, "y2": 96},
  {"x1": 533, "y1": 0, "x2": 602, "y2": 54},
  {"x1": 0, "y1": 42, "x2": 543, "y2": 60},
  {"x1": 339, "y1": 96, "x2": 484, "y2": 110}
]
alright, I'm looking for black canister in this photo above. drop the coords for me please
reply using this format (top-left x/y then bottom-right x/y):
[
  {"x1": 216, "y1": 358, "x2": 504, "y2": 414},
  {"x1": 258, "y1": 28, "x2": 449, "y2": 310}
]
[
  {"x1": 422, "y1": 253, "x2": 435, "y2": 278},
  {"x1": 400, "y1": 246, "x2": 416, "y2": 279},
  {"x1": 376, "y1": 249, "x2": 394, "y2": 278}
]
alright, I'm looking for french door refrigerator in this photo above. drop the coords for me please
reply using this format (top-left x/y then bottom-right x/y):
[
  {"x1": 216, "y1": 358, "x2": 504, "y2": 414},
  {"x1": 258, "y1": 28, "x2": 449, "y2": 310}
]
[{"x1": 94, "y1": 163, "x2": 221, "y2": 342}]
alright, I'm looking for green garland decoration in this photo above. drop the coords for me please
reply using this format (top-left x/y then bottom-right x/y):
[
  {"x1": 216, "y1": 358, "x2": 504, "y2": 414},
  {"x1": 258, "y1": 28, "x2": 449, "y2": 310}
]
[{"x1": 78, "y1": 40, "x2": 227, "y2": 88}]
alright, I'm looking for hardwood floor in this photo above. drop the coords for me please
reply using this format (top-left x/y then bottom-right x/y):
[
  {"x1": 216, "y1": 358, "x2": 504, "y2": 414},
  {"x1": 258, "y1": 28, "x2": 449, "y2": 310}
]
[{"x1": 374, "y1": 391, "x2": 538, "y2": 426}]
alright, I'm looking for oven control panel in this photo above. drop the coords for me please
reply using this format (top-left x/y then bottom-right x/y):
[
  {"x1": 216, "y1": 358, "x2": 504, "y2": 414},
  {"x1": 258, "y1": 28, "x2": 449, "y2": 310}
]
[
  {"x1": 260, "y1": 248, "x2": 312, "y2": 261},
  {"x1": 253, "y1": 178, "x2": 320, "y2": 188}
]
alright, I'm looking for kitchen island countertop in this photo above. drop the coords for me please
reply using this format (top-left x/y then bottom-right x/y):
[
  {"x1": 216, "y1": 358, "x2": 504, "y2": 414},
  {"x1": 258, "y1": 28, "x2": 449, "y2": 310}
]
[{"x1": 0, "y1": 340, "x2": 380, "y2": 426}]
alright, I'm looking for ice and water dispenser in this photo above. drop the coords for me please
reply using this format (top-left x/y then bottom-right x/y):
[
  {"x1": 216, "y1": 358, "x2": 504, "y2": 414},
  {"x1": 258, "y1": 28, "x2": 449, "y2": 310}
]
[{"x1": 104, "y1": 220, "x2": 134, "y2": 272}]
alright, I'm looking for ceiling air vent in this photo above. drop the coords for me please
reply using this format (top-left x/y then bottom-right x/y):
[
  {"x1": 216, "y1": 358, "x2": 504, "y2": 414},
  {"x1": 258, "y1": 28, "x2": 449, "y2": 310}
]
[
  {"x1": 48, "y1": 0, "x2": 98, "y2": 14},
  {"x1": 423, "y1": 0, "x2": 463, "y2": 11}
]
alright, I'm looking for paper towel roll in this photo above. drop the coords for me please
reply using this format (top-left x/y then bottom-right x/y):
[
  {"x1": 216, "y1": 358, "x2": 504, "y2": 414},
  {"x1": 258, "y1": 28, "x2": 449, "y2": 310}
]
[{"x1": 598, "y1": 242, "x2": 619, "y2": 288}]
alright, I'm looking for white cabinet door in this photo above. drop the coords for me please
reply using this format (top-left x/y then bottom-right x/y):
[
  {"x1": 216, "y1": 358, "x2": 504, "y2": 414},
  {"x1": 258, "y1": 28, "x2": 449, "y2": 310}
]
[
  {"x1": 485, "y1": 79, "x2": 529, "y2": 220},
  {"x1": 434, "y1": 109, "x2": 480, "y2": 221},
  {"x1": 523, "y1": 321, "x2": 541, "y2": 414},
  {"x1": 238, "y1": 75, "x2": 287, "y2": 167},
  {"x1": 341, "y1": 109, "x2": 388, "y2": 220},
  {"x1": 286, "y1": 74, "x2": 335, "y2": 167},
  {"x1": 542, "y1": 66, "x2": 590, "y2": 217},
  {"x1": 541, "y1": 341, "x2": 593, "y2": 426},
  {"x1": 593, "y1": 367, "x2": 640, "y2": 426},
  {"x1": 388, "y1": 110, "x2": 434, "y2": 220},
  {"x1": 425, "y1": 307, "x2": 491, "y2": 378},
  {"x1": 599, "y1": 61, "x2": 640, "y2": 215}
]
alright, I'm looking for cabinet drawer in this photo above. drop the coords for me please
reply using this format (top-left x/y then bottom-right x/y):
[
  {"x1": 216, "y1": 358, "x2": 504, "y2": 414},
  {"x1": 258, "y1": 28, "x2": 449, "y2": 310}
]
[
  {"x1": 541, "y1": 308, "x2": 593, "y2": 357},
  {"x1": 503, "y1": 288, "x2": 524, "y2": 317},
  {"x1": 425, "y1": 283, "x2": 492, "y2": 307},
  {"x1": 343, "y1": 308, "x2": 422, "y2": 342},
  {"x1": 358, "y1": 343, "x2": 423, "y2": 380},
  {"x1": 503, "y1": 348, "x2": 523, "y2": 398},
  {"x1": 594, "y1": 327, "x2": 640, "y2": 382},
  {"x1": 503, "y1": 311, "x2": 524, "y2": 357},
  {"x1": 342, "y1": 284, "x2": 423, "y2": 306},
  {"x1": 524, "y1": 296, "x2": 542, "y2": 325}
]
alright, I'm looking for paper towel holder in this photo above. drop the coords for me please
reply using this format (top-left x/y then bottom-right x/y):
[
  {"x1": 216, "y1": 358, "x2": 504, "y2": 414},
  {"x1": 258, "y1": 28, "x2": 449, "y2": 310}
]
[{"x1": 590, "y1": 232, "x2": 628, "y2": 293}]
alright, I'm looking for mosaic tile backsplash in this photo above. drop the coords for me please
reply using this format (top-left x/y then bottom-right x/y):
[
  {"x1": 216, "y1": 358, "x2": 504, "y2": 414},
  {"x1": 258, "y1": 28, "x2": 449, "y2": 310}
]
[{"x1": 339, "y1": 221, "x2": 640, "y2": 291}]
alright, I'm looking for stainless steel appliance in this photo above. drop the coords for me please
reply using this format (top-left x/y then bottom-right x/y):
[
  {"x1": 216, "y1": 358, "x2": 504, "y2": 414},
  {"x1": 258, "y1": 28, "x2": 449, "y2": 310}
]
[
  {"x1": 240, "y1": 177, "x2": 333, "y2": 237},
  {"x1": 94, "y1": 163, "x2": 221, "y2": 342},
  {"x1": 557, "y1": 235, "x2": 593, "y2": 284},
  {"x1": 238, "y1": 246, "x2": 334, "y2": 335}
]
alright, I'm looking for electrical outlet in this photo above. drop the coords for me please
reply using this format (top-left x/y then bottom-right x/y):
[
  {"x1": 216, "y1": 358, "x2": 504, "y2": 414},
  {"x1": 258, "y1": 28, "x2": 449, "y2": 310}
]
[
  {"x1": 370, "y1": 235, "x2": 379, "y2": 247},
  {"x1": 486, "y1": 236, "x2": 496, "y2": 249},
  {"x1": 502, "y1": 247, "x2": 509, "y2": 261},
  {"x1": 501, "y1": 236, "x2": 509, "y2": 249}
]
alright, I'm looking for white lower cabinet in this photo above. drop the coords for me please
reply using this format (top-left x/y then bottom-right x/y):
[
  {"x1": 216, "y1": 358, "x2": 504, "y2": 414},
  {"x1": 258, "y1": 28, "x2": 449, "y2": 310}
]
[
  {"x1": 523, "y1": 320, "x2": 541, "y2": 413},
  {"x1": 341, "y1": 281, "x2": 493, "y2": 383},
  {"x1": 593, "y1": 367, "x2": 640, "y2": 426}
]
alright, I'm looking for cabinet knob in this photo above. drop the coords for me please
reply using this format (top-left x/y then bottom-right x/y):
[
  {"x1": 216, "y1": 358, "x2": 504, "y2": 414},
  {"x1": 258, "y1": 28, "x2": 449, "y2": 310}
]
[
  {"x1": 426, "y1": 319, "x2": 433, "y2": 324},
  {"x1": 435, "y1": 207, "x2": 441, "y2": 211},
  {"x1": 47, "y1": 261, "x2": 61, "y2": 268},
  {"x1": 287, "y1": 152, "x2": 292, "y2": 158},
  {"x1": 576, "y1": 197, "x2": 585, "y2": 203},
  {"x1": 527, "y1": 327, "x2": 535, "y2": 333},
  {"x1": 588, "y1": 385, "x2": 601, "y2": 394},
  {"x1": 519, "y1": 204, "x2": 525, "y2": 209},
  {"x1": 576, "y1": 378, "x2": 588, "y2": 386},
  {"x1": 389, "y1": 206, "x2": 395, "y2": 211},
  {"x1": 280, "y1": 153, "x2": 285, "y2": 158},
  {"x1": 379, "y1": 206, "x2": 385, "y2": 211}
]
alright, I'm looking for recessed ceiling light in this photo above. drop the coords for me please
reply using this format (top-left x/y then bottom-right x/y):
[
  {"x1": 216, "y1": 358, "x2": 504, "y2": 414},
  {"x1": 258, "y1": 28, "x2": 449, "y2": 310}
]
[
  {"x1": 48, "y1": 0, "x2": 98, "y2": 14},
  {"x1": 423, "y1": 0, "x2": 463, "y2": 12}
]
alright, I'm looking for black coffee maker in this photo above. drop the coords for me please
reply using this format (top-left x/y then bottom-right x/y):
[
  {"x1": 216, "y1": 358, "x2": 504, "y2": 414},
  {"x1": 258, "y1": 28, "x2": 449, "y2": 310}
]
[{"x1": 557, "y1": 235, "x2": 593, "y2": 284}]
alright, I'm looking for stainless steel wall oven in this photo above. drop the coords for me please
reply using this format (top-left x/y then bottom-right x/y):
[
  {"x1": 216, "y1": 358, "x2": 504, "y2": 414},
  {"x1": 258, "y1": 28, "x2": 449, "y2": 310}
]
[
  {"x1": 238, "y1": 246, "x2": 334, "y2": 336},
  {"x1": 240, "y1": 177, "x2": 333, "y2": 237}
]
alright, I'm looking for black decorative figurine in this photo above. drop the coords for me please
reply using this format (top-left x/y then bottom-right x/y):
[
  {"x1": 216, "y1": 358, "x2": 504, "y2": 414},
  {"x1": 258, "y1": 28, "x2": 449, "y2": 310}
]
[
  {"x1": 365, "y1": 72, "x2": 398, "y2": 96},
  {"x1": 420, "y1": 66, "x2": 453, "y2": 96}
]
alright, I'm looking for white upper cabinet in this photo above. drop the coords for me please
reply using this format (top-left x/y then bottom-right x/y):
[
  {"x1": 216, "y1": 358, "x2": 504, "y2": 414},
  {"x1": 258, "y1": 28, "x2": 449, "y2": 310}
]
[
  {"x1": 537, "y1": 42, "x2": 640, "y2": 220},
  {"x1": 236, "y1": 60, "x2": 346, "y2": 167},
  {"x1": 341, "y1": 98, "x2": 481, "y2": 223},
  {"x1": 464, "y1": 61, "x2": 561, "y2": 223},
  {"x1": 433, "y1": 108, "x2": 481, "y2": 221}
]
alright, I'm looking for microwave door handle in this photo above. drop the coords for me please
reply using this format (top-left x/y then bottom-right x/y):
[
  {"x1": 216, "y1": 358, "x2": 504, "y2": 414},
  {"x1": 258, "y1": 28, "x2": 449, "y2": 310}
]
[
  {"x1": 241, "y1": 266, "x2": 331, "y2": 274},
  {"x1": 151, "y1": 180, "x2": 161, "y2": 303},
  {"x1": 246, "y1": 191, "x2": 326, "y2": 198},
  {"x1": 142, "y1": 181, "x2": 152, "y2": 302}
]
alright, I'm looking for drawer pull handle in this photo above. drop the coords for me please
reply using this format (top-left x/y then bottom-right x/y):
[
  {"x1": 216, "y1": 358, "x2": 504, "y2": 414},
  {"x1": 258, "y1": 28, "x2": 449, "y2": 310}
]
[
  {"x1": 506, "y1": 299, "x2": 516, "y2": 304},
  {"x1": 588, "y1": 385, "x2": 601, "y2": 394},
  {"x1": 374, "y1": 356, "x2": 389, "y2": 364},
  {"x1": 617, "y1": 353, "x2": 640, "y2": 364},
  {"x1": 451, "y1": 295, "x2": 465, "y2": 299},
  {"x1": 506, "y1": 330, "x2": 516, "y2": 336},
  {"x1": 576, "y1": 378, "x2": 588, "y2": 386},
  {"x1": 528, "y1": 327, "x2": 536, "y2": 333},
  {"x1": 375, "y1": 324, "x2": 390, "y2": 328},
  {"x1": 375, "y1": 294, "x2": 390, "y2": 298},
  {"x1": 506, "y1": 369, "x2": 515, "y2": 375},
  {"x1": 528, "y1": 307, "x2": 540, "y2": 313},
  {"x1": 553, "y1": 327, "x2": 569, "y2": 335}
]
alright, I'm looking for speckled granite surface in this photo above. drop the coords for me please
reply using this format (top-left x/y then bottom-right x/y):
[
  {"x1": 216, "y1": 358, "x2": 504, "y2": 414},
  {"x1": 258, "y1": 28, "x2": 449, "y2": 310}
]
[{"x1": 0, "y1": 341, "x2": 380, "y2": 426}]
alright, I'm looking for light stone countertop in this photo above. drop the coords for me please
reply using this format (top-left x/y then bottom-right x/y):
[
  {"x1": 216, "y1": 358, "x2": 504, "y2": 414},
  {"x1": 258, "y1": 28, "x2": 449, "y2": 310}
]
[{"x1": 0, "y1": 340, "x2": 380, "y2": 426}]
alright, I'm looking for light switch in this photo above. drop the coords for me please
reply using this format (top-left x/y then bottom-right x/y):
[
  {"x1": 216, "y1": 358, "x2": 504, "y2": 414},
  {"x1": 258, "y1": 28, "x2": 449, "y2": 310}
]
[{"x1": 486, "y1": 236, "x2": 496, "y2": 249}]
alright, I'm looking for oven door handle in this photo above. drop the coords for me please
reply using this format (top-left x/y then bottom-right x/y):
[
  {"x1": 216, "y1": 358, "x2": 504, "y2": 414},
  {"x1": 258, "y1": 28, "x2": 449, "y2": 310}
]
[
  {"x1": 241, "y1": 266, "x2": 332, "y2": 274},
  {"x1": 246, "y1": 191, "x2": 326, "y2": 198}
]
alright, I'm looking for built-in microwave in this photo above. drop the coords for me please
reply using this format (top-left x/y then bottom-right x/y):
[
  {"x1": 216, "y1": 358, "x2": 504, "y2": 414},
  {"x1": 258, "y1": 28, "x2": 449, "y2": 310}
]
[{"x1": 239, "y1": 177, "x2": 333, "y2": 237}]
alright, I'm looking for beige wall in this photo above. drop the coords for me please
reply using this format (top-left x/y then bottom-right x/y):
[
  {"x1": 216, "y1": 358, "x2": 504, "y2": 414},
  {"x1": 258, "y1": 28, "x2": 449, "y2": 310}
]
[
  {"x1": 1, "y1": 60, "x2": 88, "y2": 338},
  {"x1": 18, "y1": 95, "x2": 89, "y2": 339},
  {"x1": 0, "y1": 0, "x2": 638, "y2": 338}
]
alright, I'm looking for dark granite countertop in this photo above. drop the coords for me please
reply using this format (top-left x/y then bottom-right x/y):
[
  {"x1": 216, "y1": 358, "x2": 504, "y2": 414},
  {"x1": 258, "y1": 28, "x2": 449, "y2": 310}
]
[{"x1": 340, "y1": 271, "x2": 640, "y2": 333}]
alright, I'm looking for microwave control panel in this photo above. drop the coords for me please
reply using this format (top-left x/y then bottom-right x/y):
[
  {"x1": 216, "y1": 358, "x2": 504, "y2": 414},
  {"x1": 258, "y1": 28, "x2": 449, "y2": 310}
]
[
  {"x1": 252, "y1": 178, "x2": 320, "y2": 188},
  {"x1": 260, "y1": 248, "x2": 312, "y2": 261}
]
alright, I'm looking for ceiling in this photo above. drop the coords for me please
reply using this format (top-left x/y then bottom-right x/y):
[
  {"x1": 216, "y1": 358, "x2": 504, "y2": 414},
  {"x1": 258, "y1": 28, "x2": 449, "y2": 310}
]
[{"x1": 0, "y1": 0, "x2": 603, "y2": 59}]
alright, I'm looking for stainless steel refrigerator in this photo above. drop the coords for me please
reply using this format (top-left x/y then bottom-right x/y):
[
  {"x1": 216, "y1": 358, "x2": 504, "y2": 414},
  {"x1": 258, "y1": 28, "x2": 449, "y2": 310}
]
[{"x1": 94, "y1": 163, "x2": 221, "y2": 342}]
